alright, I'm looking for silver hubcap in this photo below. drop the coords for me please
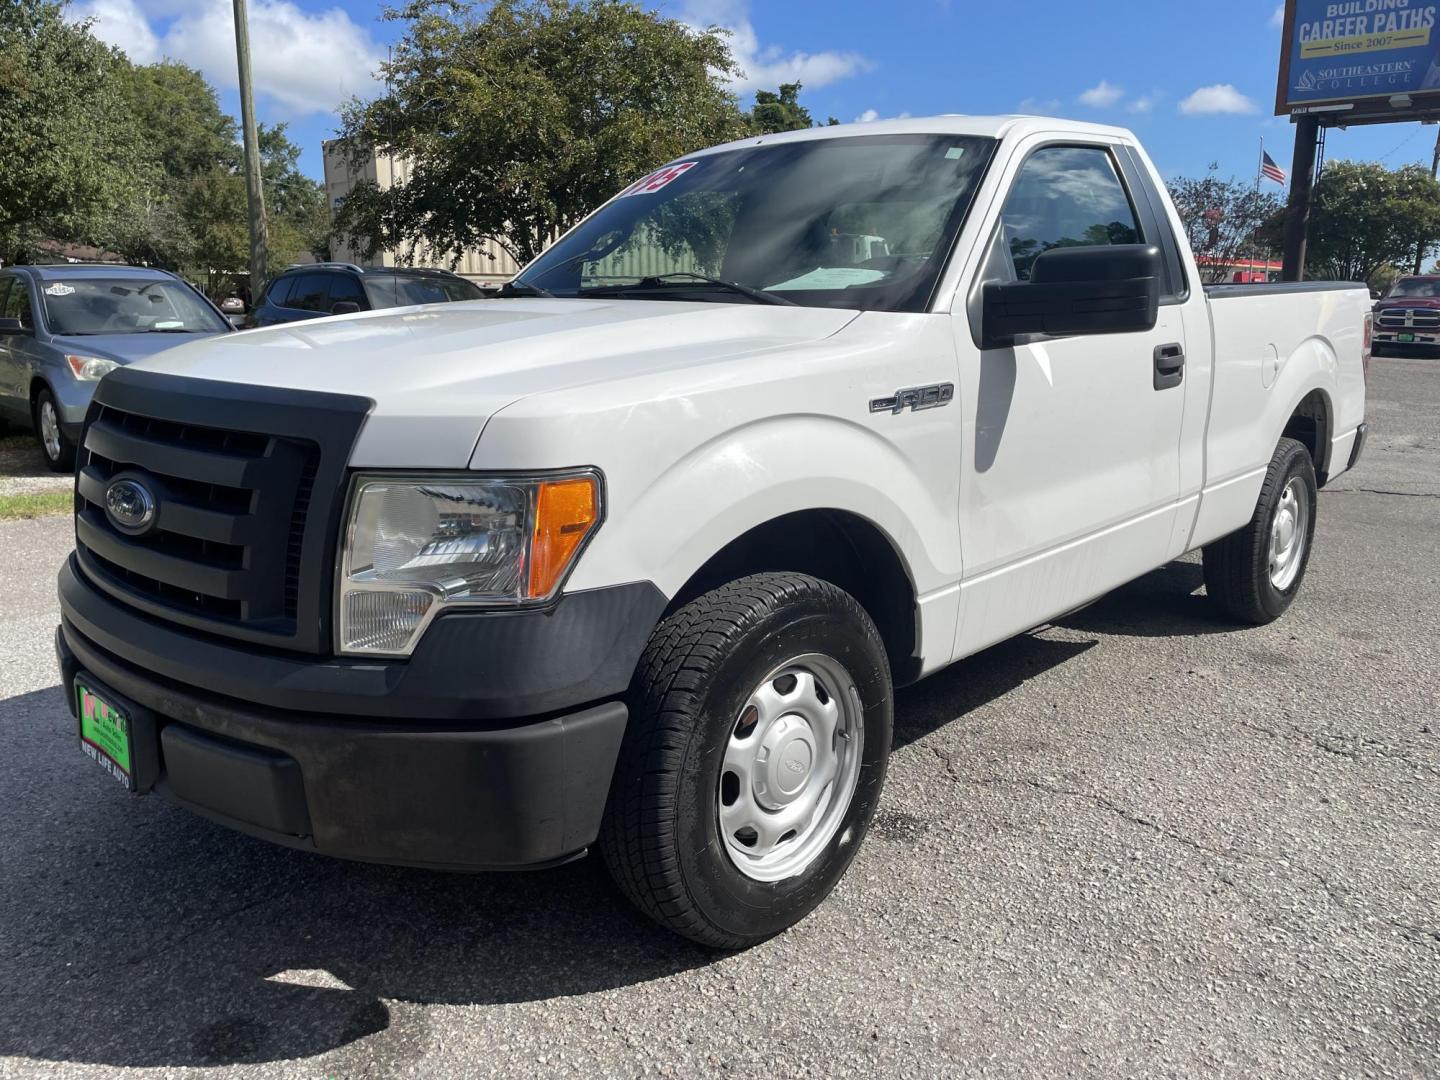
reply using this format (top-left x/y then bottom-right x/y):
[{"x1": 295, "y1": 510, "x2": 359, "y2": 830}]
[
  {"x1": 39, "y1": 400, "x2": 61, "y2": 462},
  {"x1": 718, "y1": 653, "x2": 864, "y2": 882},
  {"x1": 1269, "y1": 477, "x2": 1310, "y2": 591}
]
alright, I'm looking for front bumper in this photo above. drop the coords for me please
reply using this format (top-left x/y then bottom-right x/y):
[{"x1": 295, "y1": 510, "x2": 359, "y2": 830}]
[{"x1": 56, "y1": 559, "x2": 665, "y2": 870}]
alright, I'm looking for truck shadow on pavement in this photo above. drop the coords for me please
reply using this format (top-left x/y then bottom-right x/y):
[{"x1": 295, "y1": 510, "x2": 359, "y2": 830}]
[{"x1": 0, "y1": 560, "x2": 1242, "y2": 1069}]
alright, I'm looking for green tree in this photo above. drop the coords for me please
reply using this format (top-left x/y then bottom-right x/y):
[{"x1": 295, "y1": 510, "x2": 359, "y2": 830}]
[
  {"x1": 122, "y1": 61, "x2": 240, "y2": 180},
  {"x1": 0, "y1": 0, "x2": 148, "y2": 264},
  {"x1": 749, "y1": 83, "x2": 813, "y2": 133},
  {"x1": 1169, "y1": 165, "x2": 1284, "y2": 284},
  {"x1": 1265, "y1": 161, "x2": 1440, "y2": 283},
  {"x1": 334, "y1": 0, "x2": 750, "y2": 266}
]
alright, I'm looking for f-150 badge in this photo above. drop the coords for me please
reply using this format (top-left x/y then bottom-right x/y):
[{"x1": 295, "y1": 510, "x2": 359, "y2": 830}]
[{"x1": 870, "y1": 383, "x2": 955, "y2": 415}]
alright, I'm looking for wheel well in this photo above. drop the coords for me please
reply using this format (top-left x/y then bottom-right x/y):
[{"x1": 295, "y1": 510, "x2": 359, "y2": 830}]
[
  {"x1": 1283, "y1": 389, "x2": 1332, "y2": 485},
  {"x1": 667, "y1": 510, "x2": 922, "y2": 686}
]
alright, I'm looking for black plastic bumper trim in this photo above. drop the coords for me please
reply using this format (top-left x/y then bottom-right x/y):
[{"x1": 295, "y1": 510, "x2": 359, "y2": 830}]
[
  {"x1": 57, "y1": 626, "x2": 630, "y2": 869},
  {"x1": 59, "y1": 555, "x2": 667, "y2": 721}
]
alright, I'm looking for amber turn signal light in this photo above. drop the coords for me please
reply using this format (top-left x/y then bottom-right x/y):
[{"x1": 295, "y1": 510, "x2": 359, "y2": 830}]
[{"x1": 527, "y1": 476, "x2": 600, "y2": 598}]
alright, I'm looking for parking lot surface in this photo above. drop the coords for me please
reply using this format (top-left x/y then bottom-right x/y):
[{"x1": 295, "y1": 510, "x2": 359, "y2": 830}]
[{"x1": 1, "y1": 358, "x2": 1436, "y2": 1080}]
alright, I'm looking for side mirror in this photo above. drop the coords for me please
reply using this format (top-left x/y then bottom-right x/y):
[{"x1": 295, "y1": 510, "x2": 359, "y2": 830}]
[
  {"x1": 982, "y1": 244, "x2": 1161, "y2": 350},
  {"x1": 1370, "y1": 289, "x2": 1383, "y2": 300},
  {"x1": 226, "y1": 315, "x2": 247, "y2": 330},
  {"x1": 331, "y1": 300, "x2": 362, "y2": 316},
  {"x1": 0, "y1": 317, "x2": 29, "y2": 334}
]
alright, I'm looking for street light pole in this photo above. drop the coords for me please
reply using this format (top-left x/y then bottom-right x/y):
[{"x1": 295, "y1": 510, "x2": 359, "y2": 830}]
[{"x1": 233, "y1": 0, "x2": 269, "y2": 303}]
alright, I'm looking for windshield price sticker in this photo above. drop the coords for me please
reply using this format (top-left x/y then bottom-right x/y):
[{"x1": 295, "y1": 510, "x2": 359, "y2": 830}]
[
  {"x1": 44, "y1": 283, "x2": 76, "y2": 296},
  {"x1": 618, "y1": 161, "x2": 698, "y2": 197}
]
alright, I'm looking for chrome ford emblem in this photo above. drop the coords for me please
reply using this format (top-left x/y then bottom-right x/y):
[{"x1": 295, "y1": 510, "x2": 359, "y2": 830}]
[{"x1": 104, "y1": 478, "x2": 156, "y2": 535}]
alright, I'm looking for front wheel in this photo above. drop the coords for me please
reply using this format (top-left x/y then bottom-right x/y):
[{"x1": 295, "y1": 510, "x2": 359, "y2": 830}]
[
  {"x1": 600, "y1": 573, "x2": 893, "y2": 949},
  {"x1": 1203, "y1": 436, "x2": 1318, "y2": 624},
  {"x1": 34, "y1": 387, "x2": 76, "y2": 472}
]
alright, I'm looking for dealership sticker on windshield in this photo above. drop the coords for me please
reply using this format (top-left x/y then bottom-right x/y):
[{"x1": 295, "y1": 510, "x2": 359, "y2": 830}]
[
  {"x1": 44, "y1": 283, "x2": 75, "y2": 296},
  {"x1": 618, "y1": 161, "x2": 698, "y2": 197}
]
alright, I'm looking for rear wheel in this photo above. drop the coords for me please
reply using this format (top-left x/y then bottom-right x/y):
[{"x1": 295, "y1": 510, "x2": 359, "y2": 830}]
[
  {"x1": 600, "y1": 572, "x2": 892, "y2": 949},
  {"x1": 1203, "y1": 437, "x2": 1317, "y2": 624},
  {"x1": 33, "y1": 388, "x2": 75, "y2": 472}
]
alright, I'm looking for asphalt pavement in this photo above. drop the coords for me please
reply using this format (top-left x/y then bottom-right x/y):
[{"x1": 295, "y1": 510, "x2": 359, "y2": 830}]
[{"x1": 0, "y1": 358, "x2": 1436, "y2": 1079}]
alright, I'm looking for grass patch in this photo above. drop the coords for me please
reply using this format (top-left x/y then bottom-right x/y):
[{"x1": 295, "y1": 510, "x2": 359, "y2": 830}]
[
  {"x1": 0, "y1": 490, "x2": 72, "y2": 520},
  {"x1": 0, "y1": 434, "x2": 34, "y2": 451}
]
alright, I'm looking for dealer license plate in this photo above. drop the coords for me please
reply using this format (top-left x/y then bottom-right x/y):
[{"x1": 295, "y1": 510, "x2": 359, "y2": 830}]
[
  {"x1": 76, "y1": 682, "x2": 134, "y2": 791},
  {"x1": 1398, "y1": 333, "x2": 1415, "y2": 342}
]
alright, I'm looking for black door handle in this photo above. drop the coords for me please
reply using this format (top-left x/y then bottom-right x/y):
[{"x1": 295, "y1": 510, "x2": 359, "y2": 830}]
[{"x1": 1154, "y1": 343, "x2": 1185, "y2": 390}]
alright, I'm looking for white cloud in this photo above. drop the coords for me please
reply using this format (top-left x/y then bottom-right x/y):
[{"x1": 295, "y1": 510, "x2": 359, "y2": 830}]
[
  {"x1": 680, "y1": 0, "x2": 869, "y2": 93},
  {"x1": 1128, "y1": 93, "x2": 1159, "y2": 114},
  {"x1": 70, "y1": 0, "x2": 161, "y2": 63},
  {"x1": 1078, "y1": 80, "x2": 1124, "y2": 108},
  {"x1": 1017, "y1": 97, "x2": 1061, "y2": 114},
  {"x1": 69, "y1": 0, "x2": 383, "y2": 115},
  {"x1": 1270, "y1": 4, "x2": 1286, "y2": 28},
  {"x1": 854, "y1": 108, "x2": 911, "y2": 123},
  {"x1": 1178, "y1": 84, "x2": 1258, "y2": 115}
]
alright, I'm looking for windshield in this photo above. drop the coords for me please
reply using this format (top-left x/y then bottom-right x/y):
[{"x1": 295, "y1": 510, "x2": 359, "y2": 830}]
[
  {"x1": 364, "y1": 274, "x2": 485, "y2": 308},
  {"x1": 39, "y1": 278, "x2": 227, "y2": 336},
  {"x1": 519, "y1": 134, "x2": 996, "y2": 312},
  {"x1": 1386, "y1": 278, "x2": 1440, "y2": 299}
]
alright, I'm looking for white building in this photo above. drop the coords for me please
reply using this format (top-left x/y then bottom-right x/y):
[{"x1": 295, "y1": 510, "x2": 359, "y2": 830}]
[{"x1": 322, "y1": 140, "x2": 522, "y2": 284}]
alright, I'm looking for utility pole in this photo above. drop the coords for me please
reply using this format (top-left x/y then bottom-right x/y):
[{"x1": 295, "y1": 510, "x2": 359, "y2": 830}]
[
  {"x1": 233, "y1": 0, "x2": 269, "y2": 303},
  {"x1": 1280, "y1": 114, "x2": 1320, "y2": 281},
  {"x1": 1421, "y1": 127, "x2": 1440, "y2": 275}
]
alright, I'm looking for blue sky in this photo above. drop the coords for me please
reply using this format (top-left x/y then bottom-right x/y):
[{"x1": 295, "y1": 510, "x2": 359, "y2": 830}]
[{"x1": 73, "y1": 0, "x2": 1436, "y2": 187}]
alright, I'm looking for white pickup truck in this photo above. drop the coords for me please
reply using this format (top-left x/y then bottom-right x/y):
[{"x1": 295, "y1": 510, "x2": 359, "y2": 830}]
[{"x1": 56, "y1": 116, "x2": 1369, "y2": 948}]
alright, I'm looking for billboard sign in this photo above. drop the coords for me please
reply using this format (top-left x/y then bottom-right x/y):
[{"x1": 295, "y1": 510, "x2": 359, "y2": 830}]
[{"x1": 1276, "y1": 0, "x2": 1440, "y2": 114}]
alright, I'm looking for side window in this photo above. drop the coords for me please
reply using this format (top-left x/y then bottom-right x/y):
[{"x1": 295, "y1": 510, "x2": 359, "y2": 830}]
[
  {"x1": 2, "y1": 278, "x2": 34, "y2": 328},
  {"x1": 264, "y1": 276, "x2": 295, "y2": 309},
  {"x1": 288, "y1": 273, "x2": 331, "y2": 312},
  {"x1": 999, "y1": 146, "x2": 1142, "y2": 281},
  {"x1": 328, "y1": 273, "x2": 365, "y2": 310}
]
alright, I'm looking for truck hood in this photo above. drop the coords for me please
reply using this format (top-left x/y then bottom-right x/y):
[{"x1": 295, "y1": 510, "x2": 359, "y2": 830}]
[
  {"x1": 1376, "y1": 297, "x2": 1440, "y2": 310},
  {"x1": 131, "y1": 298, "x2": 859, "y2": 467}
]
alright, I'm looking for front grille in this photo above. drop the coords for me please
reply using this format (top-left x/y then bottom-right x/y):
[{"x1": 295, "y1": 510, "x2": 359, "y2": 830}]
[
  {"x1": 72, "y1": 368, "x2": 371, "y2": 654},
  {"x1": 76, "y1": 404, "x2": 318, "y2": 633},
  {"x1": 1378, "y1": 308, "x2": 1440, "y2": 328}
]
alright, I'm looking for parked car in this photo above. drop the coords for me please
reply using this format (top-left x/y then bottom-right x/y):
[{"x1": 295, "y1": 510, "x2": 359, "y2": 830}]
[
  {"x1": 249, "y1": 263, "x2": 485, "y2": 326},
  {"x1": 1371, "y1": 275, "x2": 1440, "y2": 356},
  {"x1": 0, "y1": 265, "x2": 231, "y2": 470},
  {"x1": 54, "y1": 116, "x2": 1369, "y2": 948}
]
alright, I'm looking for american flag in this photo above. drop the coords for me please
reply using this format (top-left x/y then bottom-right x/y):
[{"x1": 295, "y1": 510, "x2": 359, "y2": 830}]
[{"x1": 1261, "y1": 150, "x2": 1287, "y2": 185}]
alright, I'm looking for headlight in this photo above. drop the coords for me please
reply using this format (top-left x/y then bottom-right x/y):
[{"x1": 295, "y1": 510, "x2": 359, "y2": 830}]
[
  {"x1": 65, "y1": 355, "x2": 120, "y2": 381},
  {"x1": 337, "y1": 470, "x2": 602, "y2": 656}
]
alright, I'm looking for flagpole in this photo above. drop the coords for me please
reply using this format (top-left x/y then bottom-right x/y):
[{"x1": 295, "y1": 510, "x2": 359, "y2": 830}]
[{"x1": 1252, "y1": 138, "x2": 1265, "y2": 281}]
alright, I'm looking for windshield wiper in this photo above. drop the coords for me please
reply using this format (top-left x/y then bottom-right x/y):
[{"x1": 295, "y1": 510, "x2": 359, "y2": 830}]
[
  {"x1": 592, "y1": 273, "x2": 796, "y2": 306},
  {"x1": 496, "y1": 280, "x2": 554, "y2": 298},
  {"x1": 146, "y1": 327, "x2": 203, "y2": 333}
]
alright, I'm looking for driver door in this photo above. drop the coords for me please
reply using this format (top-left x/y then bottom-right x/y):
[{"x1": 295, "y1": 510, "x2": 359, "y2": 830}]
[{"x1": 951, "y1": 141, "x2": 1189, "y2": 657}]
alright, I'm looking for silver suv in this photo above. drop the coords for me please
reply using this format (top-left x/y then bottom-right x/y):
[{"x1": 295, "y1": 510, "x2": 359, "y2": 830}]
[{"x1": 0, "y1": 265, "x2": 231, "y2": 470}]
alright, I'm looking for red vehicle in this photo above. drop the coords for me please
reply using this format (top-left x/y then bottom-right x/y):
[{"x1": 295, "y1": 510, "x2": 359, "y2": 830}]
[{"x1": 1372, "y1": 275, "x2": 1440, "y2": 356}]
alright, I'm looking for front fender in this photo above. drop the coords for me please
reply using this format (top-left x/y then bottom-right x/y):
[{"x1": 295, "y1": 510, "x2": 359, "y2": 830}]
[{"x1": 564, "y1": 412, "x2": 960, "y2": 600}]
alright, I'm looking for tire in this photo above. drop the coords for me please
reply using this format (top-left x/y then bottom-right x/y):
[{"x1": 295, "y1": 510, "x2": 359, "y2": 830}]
[
  {"x1": 1203, "y1": 436, "x2": 1318, "y2": 625},
  {"x1": 600, "y1": 572, "x2": 893, "y2": 949},
  {"x1": 33, "y1": 387, "x2": 76, "y2": 472}
]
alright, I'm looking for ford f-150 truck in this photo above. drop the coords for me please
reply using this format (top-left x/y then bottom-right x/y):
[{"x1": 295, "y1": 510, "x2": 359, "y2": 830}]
[{"x1": 56, "y1": 116, "x2": 1370, "y2": 948}]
